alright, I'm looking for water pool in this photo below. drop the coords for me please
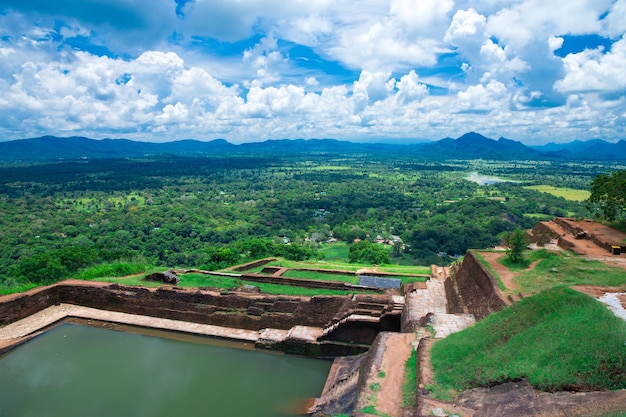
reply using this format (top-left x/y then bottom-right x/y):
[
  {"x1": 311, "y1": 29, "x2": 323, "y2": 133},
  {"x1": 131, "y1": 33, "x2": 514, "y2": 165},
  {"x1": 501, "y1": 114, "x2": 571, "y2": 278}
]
[{"x1": 0, "y1": 322, "x2": 331, "y2": 417}]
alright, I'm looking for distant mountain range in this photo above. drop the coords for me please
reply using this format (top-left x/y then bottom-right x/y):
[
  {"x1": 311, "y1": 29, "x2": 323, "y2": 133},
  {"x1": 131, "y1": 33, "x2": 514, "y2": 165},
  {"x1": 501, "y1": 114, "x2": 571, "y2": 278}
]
[{"x1": 0, "y1": 132, "x2": 624, "y2": 162}]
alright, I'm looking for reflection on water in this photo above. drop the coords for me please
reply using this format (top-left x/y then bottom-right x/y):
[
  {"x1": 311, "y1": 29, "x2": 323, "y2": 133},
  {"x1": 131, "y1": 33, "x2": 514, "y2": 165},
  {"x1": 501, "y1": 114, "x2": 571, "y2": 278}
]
[
  {"x1": 466, "y1": 171, "x2": 512, "y2": 186},
  {"x1": 0, "y1": 323, "x2": 331, "y2": 417}
]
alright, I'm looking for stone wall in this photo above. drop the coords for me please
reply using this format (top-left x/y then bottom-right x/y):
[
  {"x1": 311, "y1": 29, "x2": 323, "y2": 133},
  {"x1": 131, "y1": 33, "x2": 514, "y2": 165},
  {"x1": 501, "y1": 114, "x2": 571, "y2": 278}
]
[
  {"x1": 0, "y1": 281, "x2": 354, "y2": 331},
  {"x1": 553, "y1": 217, "x2": 581, "y2": 236},
  {"x1": 445, "y1": 252, "x2": 509, "y2": 320},
  {"x1": 553, "y1": 217, "x2": 611, "y2": 252},
  {"x1": 0, "y1": 285, "x2": 62, "y2": 326},
  {"x1": 530, "y1": 221, "x2": 560, "y2": 246}
]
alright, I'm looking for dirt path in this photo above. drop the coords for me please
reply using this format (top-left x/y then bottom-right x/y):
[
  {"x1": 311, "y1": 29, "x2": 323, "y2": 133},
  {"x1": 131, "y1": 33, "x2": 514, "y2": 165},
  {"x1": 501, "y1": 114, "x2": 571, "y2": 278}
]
[
  {"x1": 377, "y1": 332, "x2": 416, "y2": 417},
  {"x1": 478, "y1": 252, "x2": 520, "y2": 291}
]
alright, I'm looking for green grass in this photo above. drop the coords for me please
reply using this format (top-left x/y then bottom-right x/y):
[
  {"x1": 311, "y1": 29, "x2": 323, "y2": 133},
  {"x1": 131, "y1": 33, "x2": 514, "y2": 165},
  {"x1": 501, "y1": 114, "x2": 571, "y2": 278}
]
[
  {"x1": 248, "y1": 282, "x2": 358, "y2": 296},
  {"x1": 319, "y1": 242, "x2": 350, "y2": 262},
  {"x1": 503, "y1": 250, "x2": 626, "y2": 293},
  {"x1": 280, "y1": 269, "x2": 427, "y2": 286},
  {"x1": 608, "y1": 221, "x2": 626, "y2": 234},
  {"x1": 524, "y1": 185, "x2": 590, "y2": 201},
  {"x1": 431, "y1": 286, "x2": 626, "y2": 392},
  {"x1": 524, "y1": 213, "x2": 553, "y2": 220},
  {"x1": 281, "y1": 269, "x2": 359, "y2": 284},
  {"x1": 74, "y1": 262, "x2": 151, "y2": 280},
  {"x1": 0, "y1": 261, "x2": 152, "y2": 295},
  {"x1": 237, "y1": 259, "x2": 362, "y2": 272},
  {"x1": 234, "y1": 257, "x2": 430, "y2": 277},
  {"x1": 402, "y1": 348, "x2": 417, "y2": 408},
  {"x1": 374, "y1": 264, "x2": 431, "y2": 274},
  {"x1": 0, "y1": 281, "x2": 39, "y2": 295}
]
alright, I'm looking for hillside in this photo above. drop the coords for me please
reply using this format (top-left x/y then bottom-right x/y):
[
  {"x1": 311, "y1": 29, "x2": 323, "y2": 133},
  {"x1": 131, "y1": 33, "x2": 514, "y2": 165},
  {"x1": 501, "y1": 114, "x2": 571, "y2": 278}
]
[
  {"x1": 432, "y1": 286, "x2": 626, "y2": 392},
  {"x1": 1, "y1": 132, "x2": 625, "y2": 163}
]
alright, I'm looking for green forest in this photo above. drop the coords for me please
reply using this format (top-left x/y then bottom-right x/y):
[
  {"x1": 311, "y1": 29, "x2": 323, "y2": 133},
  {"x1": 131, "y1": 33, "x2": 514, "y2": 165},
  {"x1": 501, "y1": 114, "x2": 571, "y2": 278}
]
[{"x1": 0, "y1": 152, "x2": 617, "y2": 294}]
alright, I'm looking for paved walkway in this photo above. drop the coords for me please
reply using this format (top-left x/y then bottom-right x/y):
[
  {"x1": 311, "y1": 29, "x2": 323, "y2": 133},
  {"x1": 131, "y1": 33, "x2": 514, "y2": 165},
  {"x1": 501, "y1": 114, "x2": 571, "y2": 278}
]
[
  {"x1": 0, "y1": 303, "x2": 324, "y2": 349},
  {"x1": 406, "y1": 267, "x2": 476, "y2": 338},
  {"x1": 406, "y1": 275, "x2": 448, "y2": 321},
  {"x1": 431, "y1": 313, "x2": 476, "y2": 339}
]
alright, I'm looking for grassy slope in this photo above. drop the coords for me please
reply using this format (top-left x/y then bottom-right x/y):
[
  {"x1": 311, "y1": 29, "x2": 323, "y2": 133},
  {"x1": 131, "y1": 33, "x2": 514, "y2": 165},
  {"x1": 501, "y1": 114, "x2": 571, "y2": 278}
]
[
  {"x1": 431, "y1": 286, "x2": 626, "y2": 392},
  {"x1": 502, "y1": 250, "x2": 626, "y2": 293}
]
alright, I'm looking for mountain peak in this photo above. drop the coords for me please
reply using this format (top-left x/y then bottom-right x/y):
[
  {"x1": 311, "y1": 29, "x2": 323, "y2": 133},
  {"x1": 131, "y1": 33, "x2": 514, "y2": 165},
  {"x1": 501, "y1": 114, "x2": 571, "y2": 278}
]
[{"x1": 456, "y1": 132, "x2": 492, "y2": 143}]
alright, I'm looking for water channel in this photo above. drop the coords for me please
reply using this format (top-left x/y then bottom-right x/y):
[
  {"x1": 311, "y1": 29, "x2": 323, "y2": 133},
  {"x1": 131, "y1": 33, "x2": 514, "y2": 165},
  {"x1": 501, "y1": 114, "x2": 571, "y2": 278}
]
[{"x1": 0, "y1": 322, "x2": 331, "y2": 417}]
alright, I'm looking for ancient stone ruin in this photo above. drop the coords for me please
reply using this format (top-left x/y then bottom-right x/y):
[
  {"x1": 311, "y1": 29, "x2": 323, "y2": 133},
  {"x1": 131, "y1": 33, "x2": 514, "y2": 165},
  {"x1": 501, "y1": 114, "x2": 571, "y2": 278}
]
[{"x1": 143, "y1": 270, "x2": 180, "y2": 285}]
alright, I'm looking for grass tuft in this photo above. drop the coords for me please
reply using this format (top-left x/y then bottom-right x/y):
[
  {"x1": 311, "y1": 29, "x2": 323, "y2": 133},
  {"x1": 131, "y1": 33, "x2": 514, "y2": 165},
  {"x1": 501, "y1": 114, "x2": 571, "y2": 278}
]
[
  {"x1": 402, "y1": 348, "x2": 417, "y2": 408},
  {"x1": 74, "y1": 262, "x2": 151, "y2": 280}
]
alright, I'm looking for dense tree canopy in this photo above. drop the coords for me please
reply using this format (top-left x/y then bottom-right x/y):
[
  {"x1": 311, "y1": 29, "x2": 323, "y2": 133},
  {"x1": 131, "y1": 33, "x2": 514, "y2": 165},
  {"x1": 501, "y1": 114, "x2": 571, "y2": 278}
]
[
  {"x1": 348, "y1": 240, "x2": 392, "y2": 265},
  {"x1": 0, "y1": 154, "x2": 597, "y2": 293},
  {"x1": 588, "y1": 170, "x2": 626, "y2": 221}
]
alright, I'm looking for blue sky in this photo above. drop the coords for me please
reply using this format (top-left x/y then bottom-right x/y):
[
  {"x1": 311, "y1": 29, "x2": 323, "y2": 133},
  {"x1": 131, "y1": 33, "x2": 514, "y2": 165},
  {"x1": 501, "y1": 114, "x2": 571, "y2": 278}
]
[{"x1": 0, "y1": 0, "x2": 625, "y2": 144}]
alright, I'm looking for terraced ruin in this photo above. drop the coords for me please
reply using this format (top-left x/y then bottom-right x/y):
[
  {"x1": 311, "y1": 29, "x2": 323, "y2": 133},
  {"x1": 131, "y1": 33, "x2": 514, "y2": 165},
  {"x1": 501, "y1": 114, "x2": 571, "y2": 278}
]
[{"x1": 2, "y1": 218, "x2": 626, "y2": 417}]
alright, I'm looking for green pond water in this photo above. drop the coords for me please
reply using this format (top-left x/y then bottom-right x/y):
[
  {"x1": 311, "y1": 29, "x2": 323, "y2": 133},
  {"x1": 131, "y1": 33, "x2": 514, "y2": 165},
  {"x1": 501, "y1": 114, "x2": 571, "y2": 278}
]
[{"x1": 0, "y1": 322, "x2": 331, "y2": 417}]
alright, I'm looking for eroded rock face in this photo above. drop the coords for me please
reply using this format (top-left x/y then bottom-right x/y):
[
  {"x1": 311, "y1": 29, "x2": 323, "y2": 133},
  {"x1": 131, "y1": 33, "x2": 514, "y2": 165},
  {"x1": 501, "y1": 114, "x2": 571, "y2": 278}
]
[
  {"x1": 444, "y1": 252, "x2": 508, "y2": 320},
  {"x1": 456, "y1": 380, "x2": 626, "y2": 417}
]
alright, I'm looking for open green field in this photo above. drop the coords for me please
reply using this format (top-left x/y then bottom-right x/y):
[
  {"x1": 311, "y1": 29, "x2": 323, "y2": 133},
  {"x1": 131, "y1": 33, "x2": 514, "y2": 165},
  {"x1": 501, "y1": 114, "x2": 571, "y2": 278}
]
[
  {"x1": 431, "y1": 286, "x2": 626, "y2": 393},
  {"x1": 524, "y1": 185, "x2": 590, "y2": 201},
  {"x1": 61, "y1": 192, "x2": 147, "y2": 212},
  {"x1": 319, "y1": 242, "x2": 351, "y2": 262}
]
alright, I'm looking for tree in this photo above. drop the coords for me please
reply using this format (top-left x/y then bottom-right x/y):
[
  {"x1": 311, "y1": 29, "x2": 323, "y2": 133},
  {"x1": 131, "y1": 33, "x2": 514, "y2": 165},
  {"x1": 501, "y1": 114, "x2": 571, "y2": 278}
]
[
  {"x1": 503, "y1": 228, "x2": 528, "y2": 264},
  {"x1": 587, "y1": 170, "x2": 626, "y2": 221},
  {"x1": 348, "y1": 240, "x2": 391, "y2": 265}
]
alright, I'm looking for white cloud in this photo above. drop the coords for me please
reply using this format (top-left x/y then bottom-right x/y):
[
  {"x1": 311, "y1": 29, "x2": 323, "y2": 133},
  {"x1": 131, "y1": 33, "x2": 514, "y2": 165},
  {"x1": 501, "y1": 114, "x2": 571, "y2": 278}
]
[
  {"x1": 389, "y1": 0, "x2": 454, "y2": 36},
  {"x1": 242, "y1": 35, "x2": 287, "y2": 85},
  {"x1": 395, "y1": 70, "x2": 429, "y2": 105},
  {"x1": 548, "y1": 36, "x2": 564, "y2": 53},
  {"x1": 444, "y1": 8, "x2": 487, "y2": 46},
  {"x1": 554, "y1": 37, "x2": 626, "y2": 93},
  {"x1": 486, "y1": 0, "x2": 612, "y2": 49},
  {"x1": 0, "y1": 0, "x2": 625, "y2": 143},
  {"x1": 604, "y1": 0, "x2": 626, "y2": 37},
  {"x1": 457, "y1": 80, "x2": 509, "y2": 112}
]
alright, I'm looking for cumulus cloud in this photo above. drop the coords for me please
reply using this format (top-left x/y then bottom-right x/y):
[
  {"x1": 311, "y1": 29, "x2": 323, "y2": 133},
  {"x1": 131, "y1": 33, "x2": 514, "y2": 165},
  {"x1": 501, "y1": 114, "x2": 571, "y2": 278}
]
[
  {"x1": 242, "y1": 35, "x2": 287, "y2": 85},
  {"x1": 486, "y1": 0, "x2": 612, "y2": 49},
  {"x1": 395, "y1": 71, "x2": 429, "y2": 105},
  {"x1": 554, "y1": 37, "x2": 626, "y2": 93},
  {"x1": 0, "y1": 0, "x2": 625, "y2": 143}
]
